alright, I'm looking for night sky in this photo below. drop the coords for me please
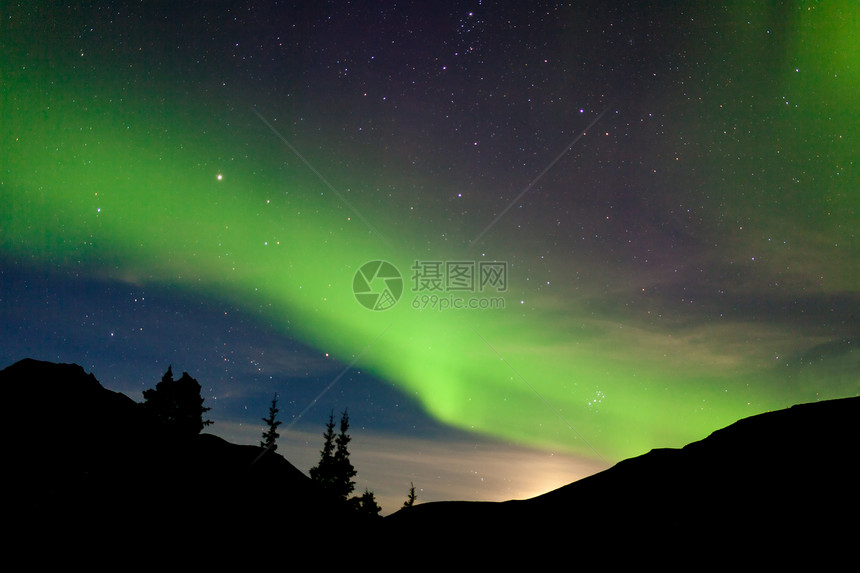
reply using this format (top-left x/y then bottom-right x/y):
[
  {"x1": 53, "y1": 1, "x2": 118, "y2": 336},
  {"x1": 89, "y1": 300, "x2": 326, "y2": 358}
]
[{"x1": 2, "y1": 1, "x2": 857, "y2": 514}]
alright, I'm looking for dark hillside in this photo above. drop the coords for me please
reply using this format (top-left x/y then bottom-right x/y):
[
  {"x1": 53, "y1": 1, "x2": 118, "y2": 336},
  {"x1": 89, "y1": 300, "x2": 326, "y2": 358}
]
[
  {"x1": 386, "y1": 395, "x2": 860, "y2": 563},
  {"x1": 1, "y1": 359, "x2": 361, "y2": 559}
]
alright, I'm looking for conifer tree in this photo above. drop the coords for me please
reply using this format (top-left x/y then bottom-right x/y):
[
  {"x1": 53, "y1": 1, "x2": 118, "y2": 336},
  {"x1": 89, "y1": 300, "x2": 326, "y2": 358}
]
[
  {"x1": 261, "y1": 393, "x2": 281, "y2": 452},
  {"x1": 403, "y1": 482, "x2": 417, "y2": 508},
  {"x1": 309, "y1": 411, "x2": 337, "y2": 492},
  {"x1": 142, "y1": 366, "x2": 212, "y2": 436},
  {"x1": 332, "y1": 409, "x2": 357, "y2": 500},
  {"x1": 356, "y1": 488, "x2": 382, "y2": 518},
  {"x1": 310, "y1": 409, "x2": 356, "y2": 503}
]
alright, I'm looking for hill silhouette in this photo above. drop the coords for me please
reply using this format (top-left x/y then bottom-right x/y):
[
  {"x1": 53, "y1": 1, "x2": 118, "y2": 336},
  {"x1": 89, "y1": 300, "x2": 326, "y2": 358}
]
[
  {"x1": 386, "y1": 394, "x2": 859, "y2": 564},
  {"x1": 3, "y1": 358, "x2": 857, "y2": 565},
  {"x1": 1, "y1": 358, "x2": 369, "y2": 561}
]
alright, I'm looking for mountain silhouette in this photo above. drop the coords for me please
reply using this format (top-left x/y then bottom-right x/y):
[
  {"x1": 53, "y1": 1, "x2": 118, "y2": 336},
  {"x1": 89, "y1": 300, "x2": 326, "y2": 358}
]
[
  {"x1": 385, "y1": 393, "x2": 859, "y2": 564},
  {"x1": 1, "y1": 358, "x2": 362, "y2": 561},
  {"x1": 3, "y1": 358, "x2": 856, "y2": 565}
]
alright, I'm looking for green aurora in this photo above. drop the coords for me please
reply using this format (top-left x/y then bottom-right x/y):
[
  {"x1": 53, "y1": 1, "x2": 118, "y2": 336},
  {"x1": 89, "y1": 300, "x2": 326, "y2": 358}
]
[{"x1": 2, "y1": 2, "x2": 857, "y2": 462}]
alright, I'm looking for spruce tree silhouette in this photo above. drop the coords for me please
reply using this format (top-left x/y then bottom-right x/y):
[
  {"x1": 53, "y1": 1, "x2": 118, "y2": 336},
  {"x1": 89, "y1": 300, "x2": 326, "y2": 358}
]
[
  {"x1": 333, "y1": 409, "x2": 357, "y2": 501},
  {"x1": 309, "y1": 411, "x2": 337, "y2": 494},
  {"x1": 260, "y1": 393, "x2": 281, "y2": 452},
  {"x1": 356, "y1": 488, "x2": 382, "y2": 518},
  {"x1": 310, "y1": 409, "x2": 356, "y2": 504},
  {"x1": 142, "y1": 366, "x2": 213, "y2": 436},
  {"x1": 403, "y1": 482, "x2": 417, "y2": 508}
]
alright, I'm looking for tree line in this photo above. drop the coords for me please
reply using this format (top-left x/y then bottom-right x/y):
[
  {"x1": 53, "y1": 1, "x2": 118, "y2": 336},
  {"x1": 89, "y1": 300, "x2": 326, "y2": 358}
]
[
  {"x1": 141, "y1": 367, "x2": 417, "y2": 515},
  {"x1": 262, "y1": 395, "x2": 418, "y2": 516}
]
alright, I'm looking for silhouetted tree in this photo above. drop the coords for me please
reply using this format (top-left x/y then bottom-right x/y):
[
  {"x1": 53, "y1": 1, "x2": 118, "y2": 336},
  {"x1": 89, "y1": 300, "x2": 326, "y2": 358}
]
[
  {"x1": 403, "y1": 482, "x2": 417, "y2": 508},
  {"x1": 356, "y1": 488, "x2": 382, "y2": 518},
  {"x1": 310, "y1": 409, "x2": 356, "y2": 503},
  {"x1": 261, "y1": 393, "x2": 281, "y2": 452},
  {"x1": 142, "y1": 366, "x2": 212, "y2": 436},
  {"x1": 332, "y1": 409, "x2": 357, "y2": 500},
  {"x1": 310, "y1": 411, "x2": 338, "y2": 493}
]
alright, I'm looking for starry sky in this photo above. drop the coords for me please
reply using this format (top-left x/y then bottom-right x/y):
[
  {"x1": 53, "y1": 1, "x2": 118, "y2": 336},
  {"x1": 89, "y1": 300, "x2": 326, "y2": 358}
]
[{"x1": 1, "y1": 1, "x2": 858, "y2": 514}]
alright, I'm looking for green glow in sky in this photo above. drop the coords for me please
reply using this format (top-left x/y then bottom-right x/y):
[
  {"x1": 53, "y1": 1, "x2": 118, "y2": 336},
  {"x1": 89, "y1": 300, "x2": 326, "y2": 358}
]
[{"x1": 2, "y1": 2, "x2": 857, "y2": 462}]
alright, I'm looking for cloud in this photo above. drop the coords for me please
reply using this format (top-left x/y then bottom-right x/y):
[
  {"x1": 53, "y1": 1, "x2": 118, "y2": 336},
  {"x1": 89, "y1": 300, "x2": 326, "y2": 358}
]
[{"x1": 214, "y1": 421, "x2": 609, "y2": 516}]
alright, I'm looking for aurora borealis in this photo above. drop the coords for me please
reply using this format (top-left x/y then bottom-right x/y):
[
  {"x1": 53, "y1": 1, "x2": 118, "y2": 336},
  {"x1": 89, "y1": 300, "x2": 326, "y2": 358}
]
[{"x1": 2, "y1": 2, "x2": 858, "y2": 512}]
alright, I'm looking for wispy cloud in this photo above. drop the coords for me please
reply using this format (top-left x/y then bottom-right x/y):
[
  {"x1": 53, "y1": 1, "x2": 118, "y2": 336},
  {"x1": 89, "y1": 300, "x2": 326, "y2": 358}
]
[{"x1": 214, "y1": 421, "x2": 608, "y2": 515}]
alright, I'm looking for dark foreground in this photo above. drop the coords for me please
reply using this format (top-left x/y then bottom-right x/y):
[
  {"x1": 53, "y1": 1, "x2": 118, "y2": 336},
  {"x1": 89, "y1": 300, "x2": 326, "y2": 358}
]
[{"x1": 2, "y1": 358, "x2": 857, "y2": 566}]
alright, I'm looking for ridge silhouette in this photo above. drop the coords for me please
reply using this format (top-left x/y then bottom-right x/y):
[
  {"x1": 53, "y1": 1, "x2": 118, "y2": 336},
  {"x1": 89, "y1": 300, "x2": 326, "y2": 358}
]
[
  {"x1": 1, "y1": 358, "x2": 369, "y2": 562},
  {"x1": 2, "y1": 358, "x2": 856, "y2": 565}
]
